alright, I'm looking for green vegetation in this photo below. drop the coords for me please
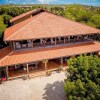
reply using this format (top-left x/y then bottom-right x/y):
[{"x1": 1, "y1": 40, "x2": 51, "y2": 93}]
[
  {"x1": 64, "y1": 54, "x2": 100, "y2": 100},
  {"x1": 0, "y1": 15, "x2": 6, "y2": 37},
  {"x1": 0, "y1": 4, "x2": 100, "y2": 47}
]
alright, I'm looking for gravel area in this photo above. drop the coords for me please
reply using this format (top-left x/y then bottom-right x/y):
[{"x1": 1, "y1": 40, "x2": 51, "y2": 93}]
[{"x1": 0, "y1": 72, "x2": 66, "y2": 100}]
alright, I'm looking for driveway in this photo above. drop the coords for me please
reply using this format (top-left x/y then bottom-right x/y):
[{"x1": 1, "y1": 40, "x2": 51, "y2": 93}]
[{"x1": 0, "y1": 72, "x2": 66, "y2": 100}]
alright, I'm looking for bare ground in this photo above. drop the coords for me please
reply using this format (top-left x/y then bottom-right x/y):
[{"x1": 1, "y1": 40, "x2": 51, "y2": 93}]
[{"x1": 0, "y1": 72, "x2": 66, "y2": 100}]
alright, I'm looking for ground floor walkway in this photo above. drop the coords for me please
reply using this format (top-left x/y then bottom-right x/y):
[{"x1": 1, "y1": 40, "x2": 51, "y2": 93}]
[{"x1": 0, "y1": 72, "x2": 66, "y2": 100}]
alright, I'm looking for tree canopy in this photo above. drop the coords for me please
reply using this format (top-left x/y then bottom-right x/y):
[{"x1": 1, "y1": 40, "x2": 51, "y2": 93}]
[{"x1": 64, "y1": 54, "x2": 100, "y2": 100}]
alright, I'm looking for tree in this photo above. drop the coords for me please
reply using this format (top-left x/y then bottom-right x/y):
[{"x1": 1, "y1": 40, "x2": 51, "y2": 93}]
[
  {"x1": 64, "y1": 55, "x2": 100, "y2": 100},
  {"x1": 3, "y1": 14, "x2": 12, "y2": 27}
]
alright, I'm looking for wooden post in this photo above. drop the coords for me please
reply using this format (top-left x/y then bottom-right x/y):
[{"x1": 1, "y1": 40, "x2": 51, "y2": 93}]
[
  {"x1": 64, "y1": 37, "x2": 66, "y2": 44},
  {"x1": 68, "y1": 36, "x2": 70, "y2": 42},
  {"x1": 61, "y1": 58, "x2": 63, "y2": 65},
  {"x1": 6, "y1": 66, "x2": 9, "y2": 80},
  {"x1": 45, "y1": 62, "x2": 47, "y2": 70},
  {"x1": 77, "y1": 35, "x2": 79, "y2": 41},
  {"x1": 26, "y1": 64, "x2": 29, "y2": 74},
  {"x1": 13, "y1": 41, "x2": 16, "y2": 50},
  {"x1": 44, "y1": 60, "x2": 48, "y2": 70},
  {"x1": 55, "y1": 38, "x2": 57, "y2": 45},
  {"x1": 32, "y1": 40, "x2": 34, "y2": 48},
  {"x1": 40, "y1": 39, "x2": 43, "y2": 44},
  {"x1": 58, "y1": 37, "x2": 61, "y2": 42}
]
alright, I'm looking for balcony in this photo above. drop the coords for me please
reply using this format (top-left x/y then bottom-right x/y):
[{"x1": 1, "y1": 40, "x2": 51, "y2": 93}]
[{"x1": 14, "y1": 38, "x2": 93, "y2": 51}]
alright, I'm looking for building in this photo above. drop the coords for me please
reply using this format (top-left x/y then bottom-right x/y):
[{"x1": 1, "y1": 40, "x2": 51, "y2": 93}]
[{"x1": 0, "y1": 9, "x2": 100, "y2": 80}]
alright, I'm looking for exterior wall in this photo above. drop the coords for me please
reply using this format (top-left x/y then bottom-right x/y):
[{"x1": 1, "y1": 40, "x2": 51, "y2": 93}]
[{"x1": 13, "y1": 15, "x2": 32, "y2": 25}]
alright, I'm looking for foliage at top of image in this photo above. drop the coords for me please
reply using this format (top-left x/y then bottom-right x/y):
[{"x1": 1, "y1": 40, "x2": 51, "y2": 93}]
[{"x1": 64, "y1": 54, "x2": 100, "y2": 100}]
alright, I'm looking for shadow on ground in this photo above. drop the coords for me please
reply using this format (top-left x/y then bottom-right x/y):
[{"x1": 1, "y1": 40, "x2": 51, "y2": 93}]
[{"x1": 42, "y1": 81, "x2": 66, "y2": 100}]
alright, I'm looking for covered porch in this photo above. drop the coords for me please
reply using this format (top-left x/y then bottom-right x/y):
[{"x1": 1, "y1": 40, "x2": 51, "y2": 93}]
[
  {"x1": 12, "y1": 34, "x2": 95, "y2": 50},
  {"x1": 6, "y1": 57, "x2": 68, "y2": 80}
]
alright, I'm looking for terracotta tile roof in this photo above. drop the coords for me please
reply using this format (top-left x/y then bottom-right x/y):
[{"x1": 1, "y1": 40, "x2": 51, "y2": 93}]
[
  {"x1": 0, "y1": 46, "x2": 12, "y2": 60},
  {"x1": 4, "y1": 11, "x2": 100, "y2": 41},
  {"x1": 10, "y1": 8, "x2": 42, "y2": 23},
  {"x1": 0, "y1": 42, "x2": 100, "y2": 67}
]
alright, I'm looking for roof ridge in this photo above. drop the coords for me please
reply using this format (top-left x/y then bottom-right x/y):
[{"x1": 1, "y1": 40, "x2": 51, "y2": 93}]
[{"x1": 6, "y1": 13, "x2": 43, "y2": 41}]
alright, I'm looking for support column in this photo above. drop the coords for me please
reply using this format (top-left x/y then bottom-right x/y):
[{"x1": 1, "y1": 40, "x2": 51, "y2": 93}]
[
  {"x1": 77, "y1": 35, "x2": 79, "y2": 41},
  {"x1": 64, "y1": 37, "x2": 66, "y2": 44},
  {"x1": 58, "y1": 37, "x2": 61, "y2": 42},
  {"x1": 61, "y1": 58, "x2": 63, "y2": 66},
  {"x1": 68, "y1": 36, "x2": 70, "y2": 42},
  {"x1": 55, "y1": 38, "x2": 57, "y2": 45},
  {"x1": 31, "y1": 40, "x2": 34, "y2": 48},
  {"x1": 6, "y1": 66, "x2": 9, "y2": 80},
  {"x1": 26, "y1": 64, "x2": 29, "y2": 74},
  {"x1": 13, "y1": 41, "x2": 16, "y2": 50},
  {"x1": 44, "y1": 60, "x2": 48, "y2": 70},
  {"x1": 40, "y1": 39, "x2": 43, "y2": 44}
]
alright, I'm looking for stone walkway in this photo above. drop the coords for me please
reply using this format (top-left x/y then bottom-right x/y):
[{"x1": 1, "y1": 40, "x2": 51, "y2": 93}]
[{"x1": 0, "y1": 72, "x2": 66, "y2": 100}]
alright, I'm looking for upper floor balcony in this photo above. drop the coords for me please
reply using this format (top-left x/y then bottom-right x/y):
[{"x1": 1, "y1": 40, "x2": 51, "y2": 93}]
[{"x1": 11, "y1": 34, "x2": 95, "y2": 51}]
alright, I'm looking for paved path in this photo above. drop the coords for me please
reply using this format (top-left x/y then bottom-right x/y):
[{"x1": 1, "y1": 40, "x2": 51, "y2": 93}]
[{"x1": 0, "y1": 72, "x2": 66, "y2": 100}]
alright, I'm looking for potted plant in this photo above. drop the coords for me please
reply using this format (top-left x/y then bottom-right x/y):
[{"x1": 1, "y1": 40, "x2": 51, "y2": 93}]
[{"x1": 46, "y1": 71, "x2": 52, "y2": 76}]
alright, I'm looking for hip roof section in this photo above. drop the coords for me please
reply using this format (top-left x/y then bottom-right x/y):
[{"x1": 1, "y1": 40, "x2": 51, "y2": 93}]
[
  {"x1": 10, "y1": 8, "x2": 42, "y2": 23},
  {"x1": 0, "y1": 42, "x2": 100, "y2": 67},
  {"x1": 4, "y1": 11, "x2": 100, "y2": 41}
]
